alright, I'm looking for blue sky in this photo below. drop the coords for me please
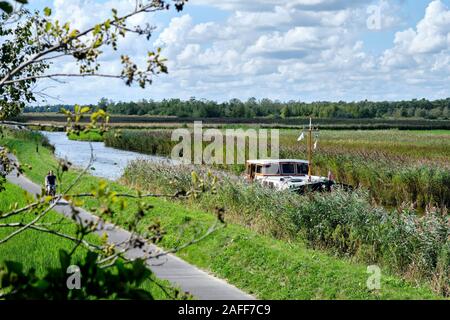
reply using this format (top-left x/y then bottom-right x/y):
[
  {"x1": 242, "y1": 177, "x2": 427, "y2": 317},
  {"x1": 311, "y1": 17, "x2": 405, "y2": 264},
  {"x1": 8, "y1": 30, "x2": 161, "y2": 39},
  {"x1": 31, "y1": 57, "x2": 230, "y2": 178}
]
[{"x1": 28, "y1": 0, "x2": 450, "y2": 104}]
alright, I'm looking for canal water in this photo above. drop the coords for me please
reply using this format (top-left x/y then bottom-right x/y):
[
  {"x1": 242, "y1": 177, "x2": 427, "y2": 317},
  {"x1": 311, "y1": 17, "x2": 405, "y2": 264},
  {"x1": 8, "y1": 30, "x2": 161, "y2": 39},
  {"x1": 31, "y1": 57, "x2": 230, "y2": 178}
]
[{"x1": 40, "y1": 131, "x2": 173, "y2": 181}]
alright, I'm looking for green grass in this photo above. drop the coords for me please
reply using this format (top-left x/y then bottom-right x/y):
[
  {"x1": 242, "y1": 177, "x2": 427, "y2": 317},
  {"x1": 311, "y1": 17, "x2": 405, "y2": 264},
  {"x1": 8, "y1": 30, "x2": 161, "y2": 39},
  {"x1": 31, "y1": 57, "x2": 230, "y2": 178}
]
[
  {"x1": 0, "y1": 182, "x2": 182, "y2": 299},
  {"x1": 0, "y1": 129, "x2": 444, "y2": 299},
  {"x1": 0, "y1": 183, "x2": 95, "y2": 275},
  {"x1": 68, "y1": 130, "x2": 104, "y2": 142},
  {"x1": 142, "y1": 200, "x2": 441, "y2": 299}
]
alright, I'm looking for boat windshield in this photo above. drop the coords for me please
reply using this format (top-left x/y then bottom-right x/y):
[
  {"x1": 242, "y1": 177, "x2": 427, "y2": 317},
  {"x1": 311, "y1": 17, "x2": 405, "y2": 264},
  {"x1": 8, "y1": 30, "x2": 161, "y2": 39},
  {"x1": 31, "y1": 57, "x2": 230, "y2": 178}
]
[
  {"x1": 263, "y1": 163, "x2": 280, "y2": 174},
  {"x1": 282, "y1": 163, "x2": 296, "y2": 175}
]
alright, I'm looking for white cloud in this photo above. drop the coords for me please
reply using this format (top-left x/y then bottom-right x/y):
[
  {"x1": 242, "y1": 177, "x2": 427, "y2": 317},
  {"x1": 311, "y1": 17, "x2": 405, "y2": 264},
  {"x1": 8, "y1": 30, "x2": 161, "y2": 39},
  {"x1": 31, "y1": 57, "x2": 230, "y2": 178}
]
[
  {"x1": 29, "y1": 0, "x2": 450, "y2": 104},
  {"x1": 381, "y1": 0, "x2": 450, "y2": 67}
]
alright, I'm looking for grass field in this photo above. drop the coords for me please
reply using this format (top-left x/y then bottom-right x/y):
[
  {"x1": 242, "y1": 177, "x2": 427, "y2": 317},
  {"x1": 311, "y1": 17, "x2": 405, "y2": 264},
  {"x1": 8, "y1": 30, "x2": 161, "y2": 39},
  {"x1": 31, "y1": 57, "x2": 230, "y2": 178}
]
[
  {"x1": 0, "y1": 128, "x2": 445, "y2": 299},
  {"x1": 0, "y1": 182, "x2": 175, "y2": 299}
]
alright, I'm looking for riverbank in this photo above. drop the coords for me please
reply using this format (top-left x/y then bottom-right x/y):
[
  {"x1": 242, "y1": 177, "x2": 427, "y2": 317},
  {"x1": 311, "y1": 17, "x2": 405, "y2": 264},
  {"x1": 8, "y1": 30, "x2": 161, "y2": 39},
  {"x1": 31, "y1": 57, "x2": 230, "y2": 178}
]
[{"x1": 0, "y1": 128, "x2": 444, "y2": 299}]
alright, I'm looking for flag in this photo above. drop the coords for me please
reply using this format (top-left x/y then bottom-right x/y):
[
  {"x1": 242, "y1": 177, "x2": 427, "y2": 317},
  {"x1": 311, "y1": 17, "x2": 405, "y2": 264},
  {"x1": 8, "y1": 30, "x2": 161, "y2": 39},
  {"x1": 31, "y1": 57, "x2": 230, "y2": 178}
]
[
  {"x1": 297, "y1": 132, "x2": 305, "y2": 141},
  {"x1": 314, "y1": 140, "x2": 318, "y2": 150}
]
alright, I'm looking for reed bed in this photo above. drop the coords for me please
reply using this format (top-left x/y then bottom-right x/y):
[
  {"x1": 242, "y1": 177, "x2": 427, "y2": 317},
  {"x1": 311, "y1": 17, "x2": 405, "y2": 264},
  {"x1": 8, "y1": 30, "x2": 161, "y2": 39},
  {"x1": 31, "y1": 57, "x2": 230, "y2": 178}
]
[{"x1": 105, "y1": 129, "x2": 450, "y2": 210}]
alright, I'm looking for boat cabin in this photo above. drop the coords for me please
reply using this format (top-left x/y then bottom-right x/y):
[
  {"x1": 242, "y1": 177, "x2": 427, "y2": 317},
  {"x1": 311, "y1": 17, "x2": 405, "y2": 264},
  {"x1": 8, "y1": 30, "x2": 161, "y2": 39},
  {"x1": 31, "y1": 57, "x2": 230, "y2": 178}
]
[
  {"x1": 245, "y1": 159, "x2": 334, "y2": 193},
  {"x1": 246, "y1": 159, "x2": 309, "y2": 182}
]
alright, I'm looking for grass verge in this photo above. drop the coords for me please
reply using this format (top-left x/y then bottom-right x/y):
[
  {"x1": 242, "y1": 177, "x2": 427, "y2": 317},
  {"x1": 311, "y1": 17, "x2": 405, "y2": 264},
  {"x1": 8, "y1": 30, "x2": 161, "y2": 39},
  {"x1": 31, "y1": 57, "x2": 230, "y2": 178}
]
[{"x1": 0, "y1": 182, "x2": 175, "y2": 299}]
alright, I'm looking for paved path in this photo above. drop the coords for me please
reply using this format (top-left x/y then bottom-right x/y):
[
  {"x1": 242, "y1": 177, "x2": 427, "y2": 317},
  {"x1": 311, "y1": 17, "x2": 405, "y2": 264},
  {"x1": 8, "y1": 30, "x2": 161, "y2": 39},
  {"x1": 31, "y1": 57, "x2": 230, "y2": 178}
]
[{"x1": 4, "y1": 153, "x2": 254, "y2": 300}]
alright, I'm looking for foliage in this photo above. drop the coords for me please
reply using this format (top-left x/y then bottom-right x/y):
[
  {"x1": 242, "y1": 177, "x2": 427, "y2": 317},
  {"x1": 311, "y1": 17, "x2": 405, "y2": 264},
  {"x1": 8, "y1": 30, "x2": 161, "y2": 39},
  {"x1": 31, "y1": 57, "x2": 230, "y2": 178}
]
[
  {"x1": 0, "y1": 10, "x2": 49, "y2": 119},
  {"x1": 103, "y1": 129, "x2": 173, "y2": 155},
  {"x1": 0, "y1": 125, "x2": 222, "y2": 299},
  {"x1": 68, "y1": 129, "x2": 104, "y2": 142},
  {"x1": 0, "y1": 249, "x2": 155, "y2": 299}
]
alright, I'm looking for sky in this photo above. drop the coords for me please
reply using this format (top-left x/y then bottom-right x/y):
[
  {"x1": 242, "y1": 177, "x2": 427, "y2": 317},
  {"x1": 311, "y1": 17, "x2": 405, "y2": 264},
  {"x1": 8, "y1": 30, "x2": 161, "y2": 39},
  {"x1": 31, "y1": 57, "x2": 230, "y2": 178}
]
[{"x1": 27, "y1": 0, "x2": 450, "y2": 104}]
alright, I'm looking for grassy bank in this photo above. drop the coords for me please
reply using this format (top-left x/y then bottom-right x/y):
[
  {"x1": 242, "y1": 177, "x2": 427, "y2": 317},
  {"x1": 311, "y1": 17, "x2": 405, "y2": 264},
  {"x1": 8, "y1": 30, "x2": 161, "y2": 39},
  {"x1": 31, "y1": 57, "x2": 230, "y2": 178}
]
[
  {"x1": 122, "y1": 161, "x2": 450, "y2": 296},
  {"x1": 0, "y1": 182, "x2": 174, "y2": 299},
  {"x1": 0, "y1": 128, "x2": 445, "y2": 299}
]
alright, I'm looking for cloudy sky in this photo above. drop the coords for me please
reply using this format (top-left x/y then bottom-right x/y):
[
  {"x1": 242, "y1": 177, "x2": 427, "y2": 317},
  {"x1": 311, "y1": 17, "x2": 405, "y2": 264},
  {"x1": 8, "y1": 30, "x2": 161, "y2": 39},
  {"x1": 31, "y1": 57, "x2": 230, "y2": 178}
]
[{"x1": 28, "y1": 0, "x2": 450, "y2": 104}]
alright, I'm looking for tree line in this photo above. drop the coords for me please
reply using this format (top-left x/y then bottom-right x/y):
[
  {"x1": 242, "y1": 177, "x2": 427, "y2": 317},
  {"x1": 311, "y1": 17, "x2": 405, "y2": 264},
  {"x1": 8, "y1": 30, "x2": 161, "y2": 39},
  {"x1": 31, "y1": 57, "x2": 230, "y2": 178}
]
[{"x1": 24, "y1": 97, "x2": 450, "y2": 120}]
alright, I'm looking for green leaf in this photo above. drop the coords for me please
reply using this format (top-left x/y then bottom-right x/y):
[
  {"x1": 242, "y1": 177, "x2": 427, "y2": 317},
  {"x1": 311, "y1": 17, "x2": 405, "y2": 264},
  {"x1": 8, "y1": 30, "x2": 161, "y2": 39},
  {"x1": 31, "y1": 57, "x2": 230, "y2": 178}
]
[
  {"x1": 93, "y1": 38, "x2": 102, "y2": 48},
  {"x1": 93, "y1": 24, "x2": 101, "y2": 35},
  {"x1": 43, "y1": 7, "x2": 51, "y2": 16},
  {"x1": 80, "y1": 106, "x2": 90, "y2": 113},
  {"x1": 45, "y1": 21, "x2": 52, "y2": 32},
  {"x1": 69, "y1": 29, "x2": 79, "y2": 38},
  {"x1": 0, "y1": 2, "x2": 13, "y2": 14}
]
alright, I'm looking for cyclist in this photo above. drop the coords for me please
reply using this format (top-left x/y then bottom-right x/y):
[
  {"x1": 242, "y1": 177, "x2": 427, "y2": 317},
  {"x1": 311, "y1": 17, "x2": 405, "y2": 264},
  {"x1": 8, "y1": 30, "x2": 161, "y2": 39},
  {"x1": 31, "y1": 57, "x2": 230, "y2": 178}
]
[{"x1": 45, "y1": 170, "x2": 57, "y2": 196}]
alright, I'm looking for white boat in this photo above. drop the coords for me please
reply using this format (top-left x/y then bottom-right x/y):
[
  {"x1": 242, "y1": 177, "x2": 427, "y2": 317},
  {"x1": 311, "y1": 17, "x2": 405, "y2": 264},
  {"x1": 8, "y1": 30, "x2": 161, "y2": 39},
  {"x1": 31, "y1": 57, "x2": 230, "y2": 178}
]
[
  {"x1": 245, "y1": 118, "x2": 338, "y2": 193},
  {"x1": 245, "y1": 159, "x2": 334, "y2": 193}
]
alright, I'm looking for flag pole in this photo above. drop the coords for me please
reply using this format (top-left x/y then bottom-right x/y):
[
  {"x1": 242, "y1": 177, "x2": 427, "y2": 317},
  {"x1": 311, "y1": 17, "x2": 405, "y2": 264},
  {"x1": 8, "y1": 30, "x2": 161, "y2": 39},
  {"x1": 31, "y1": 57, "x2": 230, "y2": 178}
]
[{"x1": 308, "y1": 117, "x2": 312, "y2": 181}]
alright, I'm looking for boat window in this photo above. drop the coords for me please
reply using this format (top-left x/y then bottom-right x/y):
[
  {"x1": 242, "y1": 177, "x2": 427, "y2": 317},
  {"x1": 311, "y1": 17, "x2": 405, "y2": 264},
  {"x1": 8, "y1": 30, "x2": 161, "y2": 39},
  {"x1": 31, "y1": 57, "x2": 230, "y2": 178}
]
[
  {"x1": 282, "y1": 163, "x2": 296, "y2": 175},
  {"x1": 297, "y1": 163, "x2": 308, "y2": 175},
  {"x1": 263, "y1": 164, "x2": 280, "y2": 175},
  {"x1": 256, "y1": 165, "x2": 262, "y2": 174}
]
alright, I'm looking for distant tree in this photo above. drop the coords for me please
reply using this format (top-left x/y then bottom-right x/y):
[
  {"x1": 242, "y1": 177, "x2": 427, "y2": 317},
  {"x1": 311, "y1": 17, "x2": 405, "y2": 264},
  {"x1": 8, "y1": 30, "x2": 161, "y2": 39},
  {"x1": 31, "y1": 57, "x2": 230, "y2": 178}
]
[
  {"x1": 443, "y1": 106, "x2": 449, "y2": 119},
  {"x1": 97, "y1": 97, "x2": 111, "y2": 111}
]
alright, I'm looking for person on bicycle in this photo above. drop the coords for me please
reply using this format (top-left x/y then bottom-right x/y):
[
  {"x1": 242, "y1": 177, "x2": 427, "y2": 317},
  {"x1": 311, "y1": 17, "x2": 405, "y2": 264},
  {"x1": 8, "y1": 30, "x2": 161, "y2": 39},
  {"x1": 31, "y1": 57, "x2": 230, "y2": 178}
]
[{"x1": 45, "y1": 170, "x2": 57, "y2": 196}]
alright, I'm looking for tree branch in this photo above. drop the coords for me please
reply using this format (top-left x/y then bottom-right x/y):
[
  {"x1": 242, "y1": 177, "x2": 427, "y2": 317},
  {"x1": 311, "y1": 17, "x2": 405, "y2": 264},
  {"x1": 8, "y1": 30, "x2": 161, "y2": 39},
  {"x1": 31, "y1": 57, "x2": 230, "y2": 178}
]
[
  {"x1": 0, "y1": 1, "x2": 166, "y2": 87},
  {"x1": 3, "y1": 73, "x2": 125, "y2": 85}
]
